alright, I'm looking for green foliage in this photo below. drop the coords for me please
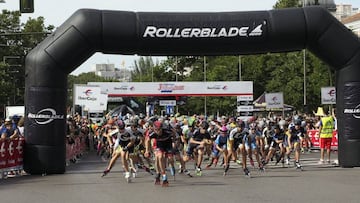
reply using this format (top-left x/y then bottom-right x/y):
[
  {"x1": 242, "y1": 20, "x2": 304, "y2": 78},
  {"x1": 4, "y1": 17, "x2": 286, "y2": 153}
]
[
  {"x1": 131, "y1": 56, "x2": 155, "y2": 82},
  {"x1": 0, "y1": 0, "x2": 336, "y2": 116},
  {"x1": 274, "y1": 0, "x2": 302, "y2": 9},
  {"x1": 0, "y1": 10, "x2": 53, "y2": 108},
  {"x1": 130, "y1": 49, "x2": 333, "y2": 115},
  {"x1": 0, "y1": 63, "x2": 13, "y2": 103}
]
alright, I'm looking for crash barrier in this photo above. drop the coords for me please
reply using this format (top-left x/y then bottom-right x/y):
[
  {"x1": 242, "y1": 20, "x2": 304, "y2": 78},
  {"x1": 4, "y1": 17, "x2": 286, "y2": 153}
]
[
  {"x1": 66, "y1": 135, "x2": 87, "y2": 166},
  {"x1": 0, "y1": 135, "x2": 88, "y2": 179},
  {"x1": 0, "y1": 138, "x2": 25, "y2": 179},
  {"x1": 307, "y1": 130, "x2": 338, "y2": 150}
]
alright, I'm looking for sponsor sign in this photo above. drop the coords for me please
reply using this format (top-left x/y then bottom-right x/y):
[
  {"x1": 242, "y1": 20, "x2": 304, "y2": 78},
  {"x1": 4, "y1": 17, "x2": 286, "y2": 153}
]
[
  {"x1": 236, "y1": 87, "x2": 254, "y2": 121},
  {"x1": 237, "y1": 105, "x2": 254, "y2": 112},
  {"x1": 74, "y1": 85, "x2": 107, "y2": 111},
  {"x1": 237, "y1": 100, "x2": 252, "y2": 106},
  {"x1": 166, "y1": 105, "x2": 174, "y2": 115},
  {"x1": 28, "y1": 108, "x2": 64, "y2": 125},
  {"x1": 86, "y1": 92, "x2": 108, "y2": 111},
  {"x1": 88, "y1": 81, "x2": 253, "y2": 97},
  {"x1": 265, "y1": 92, "x2": 284, "y2": 109},
  {"x1": 142, "y1": 24, "x2": 264, "y2": 38},
  {"x1": 237, "y1": 95, "x2": 253, "y2": 101},
  {"x1": 159, "y1": 100, "x2": 176, "y2": 106},
  {"x1": 343, "y1": 82, "x2": 360, "y2": 139},
  {"x1": 239, "y1": 111, "x2": 253, "y2": 116},
  {"x1": 321, "y1": 87, "x2": 336, "y2": 104}
]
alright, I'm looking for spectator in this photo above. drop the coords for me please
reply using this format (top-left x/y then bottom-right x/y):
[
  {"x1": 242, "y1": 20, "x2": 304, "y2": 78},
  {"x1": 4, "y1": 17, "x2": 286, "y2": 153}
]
[
  {"x1": 17, "y1": 117, "x2": 25, "y2": 137},
  {"x1": 318, "y1": 108, "x2": 335, "y2": 164},
  {"x1": 1, "y1": 118, "x2": 19, "y2": 140}
]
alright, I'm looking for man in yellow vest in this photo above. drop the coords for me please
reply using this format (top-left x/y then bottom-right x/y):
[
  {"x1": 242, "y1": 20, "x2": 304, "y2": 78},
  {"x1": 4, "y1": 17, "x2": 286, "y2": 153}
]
[{"x1": 318, "y1": 108, "x2": 335, "y2": 164}]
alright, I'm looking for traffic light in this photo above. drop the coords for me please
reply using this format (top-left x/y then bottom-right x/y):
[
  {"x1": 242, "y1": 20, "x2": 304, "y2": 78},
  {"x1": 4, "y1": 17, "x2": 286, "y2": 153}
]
[{"x1": 20, "y1": 0, "x2": 34, "y2": 13}]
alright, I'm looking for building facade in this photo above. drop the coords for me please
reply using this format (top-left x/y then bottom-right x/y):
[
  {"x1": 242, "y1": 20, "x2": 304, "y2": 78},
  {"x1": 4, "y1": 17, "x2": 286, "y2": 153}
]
[
  {"x1": 338, "y1": 4, "x2": 360, "y2": 37},
  {"x1": 94, "y1": 63, "x2": 131, "y2": 81}
]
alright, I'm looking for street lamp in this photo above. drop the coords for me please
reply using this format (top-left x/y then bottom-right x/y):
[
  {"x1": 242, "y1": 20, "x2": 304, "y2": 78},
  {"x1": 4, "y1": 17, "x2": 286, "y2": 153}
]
[
  {"x1": 303, "y1": 0, "x2": 307, "y2": 112},
  {"x1": 238, "y1": 55, "x2": 242, "y2": 81},
  {"x1": 301, "y1": 0, "x2": 336, "y2": 112}
]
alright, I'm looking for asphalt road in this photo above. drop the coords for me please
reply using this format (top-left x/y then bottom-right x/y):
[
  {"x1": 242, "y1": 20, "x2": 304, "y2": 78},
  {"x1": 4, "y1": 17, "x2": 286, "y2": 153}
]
[{"x1": 1, "y1": 150, "x2": 360, "y2": 203}]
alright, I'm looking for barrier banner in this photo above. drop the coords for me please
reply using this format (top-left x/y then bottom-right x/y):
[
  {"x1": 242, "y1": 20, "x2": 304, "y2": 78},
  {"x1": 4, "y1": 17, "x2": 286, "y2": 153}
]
[
  {"x1": 66, "y1": 143, "x2": 71, "y2": 161},
  {"x1": 0, "y1": 140, "x2": 7, "y2": 169},
  {"x1": 15, "y1": 138, "x2": 25, "y2": 166},
  {"x1": 6, "y1": 140, "x2": 17, "y2": 168},
  {"x1": 308, "y1": 130, "x2": 338, "y2": 149},
  {"x1": 75, "y1": 137, "x2": 81, "y2": 157}
]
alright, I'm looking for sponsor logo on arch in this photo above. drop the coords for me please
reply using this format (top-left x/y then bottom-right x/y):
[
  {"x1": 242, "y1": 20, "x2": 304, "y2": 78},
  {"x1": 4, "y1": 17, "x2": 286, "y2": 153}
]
[{"x1": 28, "y1": 108, "x2": 64, "y2": 125}]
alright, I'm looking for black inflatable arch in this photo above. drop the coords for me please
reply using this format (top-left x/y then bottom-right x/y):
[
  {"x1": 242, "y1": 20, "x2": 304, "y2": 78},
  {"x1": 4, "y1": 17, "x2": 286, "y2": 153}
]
[{"x1": 24, "y1": 7, "x2": 360, "y2": 174}]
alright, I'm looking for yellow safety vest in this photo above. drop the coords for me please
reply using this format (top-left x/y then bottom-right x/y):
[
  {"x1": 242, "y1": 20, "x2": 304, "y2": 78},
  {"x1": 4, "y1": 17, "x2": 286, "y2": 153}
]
[{"x1": 320, "y1": 116, "x2": 334, "y2": 138}]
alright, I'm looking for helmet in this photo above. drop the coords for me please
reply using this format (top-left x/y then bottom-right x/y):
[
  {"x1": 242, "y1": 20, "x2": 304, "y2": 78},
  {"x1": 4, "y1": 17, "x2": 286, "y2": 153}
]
[
  {"x1": 301, "y1": 120, "x2": 307, "y2": 127},
  {"x1": 249, "y1": 122, "x2": 257, "y2": 130},
  {"x1": 129, "y1": 121, "x2": 137, "y2": 128},
  {"x1": 294, "y1": 119, "x2": 302, "y2": 126},
  {"x1": 116, "y1": 120, "x2": 125, "y2": 129},
  {"x1": 220, "y1": 126, "x2": 228, "y2": 132},
  {"x1": 278, "y1": 120, "x2": 286, "y2": 127},
  {"x1": 154, "y1": 121, "x2": 162, "y2": 129},
  {"x1": 200, "y1": 121, "x2": 209, "y2": 130},
  {"x1": 274, "y1": 124, "x2": 281, "y2": 130},
  {"x1": 236, "y1": 120, "x2": 245, "y2": 128},
  {"x1": 139, "y1": 113, "x2": 145, "y2": 119},
  {"x1": 258, "y1": 120, "x2": 265, "y2": 129}
]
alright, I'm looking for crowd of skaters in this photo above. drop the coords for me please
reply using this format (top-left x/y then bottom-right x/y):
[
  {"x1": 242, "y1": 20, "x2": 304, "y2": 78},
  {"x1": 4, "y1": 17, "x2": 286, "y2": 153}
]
[
  {"x1": 87, "y1": 108, "x2": 336, "y2": 186},
  {"x1": 0, "y1": 105, "x2": 336, "y2": 181}
]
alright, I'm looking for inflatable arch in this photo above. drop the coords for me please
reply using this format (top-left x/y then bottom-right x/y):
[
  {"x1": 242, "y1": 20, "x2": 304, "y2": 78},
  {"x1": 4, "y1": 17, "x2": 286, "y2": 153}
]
[{"x1": 24, "y1": 7, "x2": 360, "y2": 174}]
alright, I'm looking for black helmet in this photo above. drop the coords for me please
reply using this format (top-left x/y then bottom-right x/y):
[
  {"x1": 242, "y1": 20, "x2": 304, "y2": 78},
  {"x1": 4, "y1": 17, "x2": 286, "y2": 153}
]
[
  {"x1": 294, "y1": 119, "x2": 302, "y2": 126},
  {"x1": 274, "y1": 124, "x2": 281, "y2": 130},
  {"x1": 117, "y1": 120, "x2": 125, "y2": 129},
  {"x1": 236, "y1": 120, "x2": 245, "y2": 128},
  {"x1": 200, "y1": 121, "x2": 209, "y2": 129}
]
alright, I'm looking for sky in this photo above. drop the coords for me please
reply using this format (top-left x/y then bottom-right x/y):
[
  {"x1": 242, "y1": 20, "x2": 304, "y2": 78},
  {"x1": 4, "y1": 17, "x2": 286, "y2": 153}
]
[{"x1": 1, "y1": 0, "x2": 360, "y2": 75}]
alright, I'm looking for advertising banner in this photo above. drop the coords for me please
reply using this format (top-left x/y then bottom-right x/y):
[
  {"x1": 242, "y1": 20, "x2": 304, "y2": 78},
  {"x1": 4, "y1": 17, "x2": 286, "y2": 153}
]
[
  {"x1": 159, "y1": 100, "x2": 176, "y2": 106},
  {"x1": 0, "y1": 141, "x2": 8, "y2": 169},
  {"x1": 343, "y1": 82, "x2": 360, "y2": 140},
  {"x1": 74, "y1": 85, "x2": 108, "y2": 111},
  {"x1": 86, "y1": 92, "x2": 108, "y2": 111},
  {"x1": 265, "y1": 92, "x2": 284, "y2": 109},
  {"x1": 26, "y1": 87, "x2": 66, "y2": 145},
  {"x1": 236, "y1": 90, "x2": 254, "y2": 121},
  {"x1": 307, "y1": 130, "x2": 338, "y2": 149},
  {"x1": 88, "y1": 81, "x2": 253, "y2": 97},
  {"x1": 321, "y1": 87, "x2": 336, "y2": 104}
]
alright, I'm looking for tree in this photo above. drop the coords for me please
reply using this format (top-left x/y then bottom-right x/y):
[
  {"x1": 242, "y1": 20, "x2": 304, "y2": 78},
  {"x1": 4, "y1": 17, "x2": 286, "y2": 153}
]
[
  {"x1": 0, "y1": 10, "x2": 53, "y2": 108},
  {"x1": 269, "y1": 0, "x2": 335, "y2": 112},
  {"x1": 274, "y1": 0, "x2": 301, "y2": 8},
  {"x1": 131, "y1": 56, "x2": 155, "y2": 82}
]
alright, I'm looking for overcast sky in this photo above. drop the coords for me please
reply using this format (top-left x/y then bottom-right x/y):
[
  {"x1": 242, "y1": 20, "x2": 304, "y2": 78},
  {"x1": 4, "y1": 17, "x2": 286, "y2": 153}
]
[{"x1": 1, "y1": 0, "x2": 360, "y2": 75}]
